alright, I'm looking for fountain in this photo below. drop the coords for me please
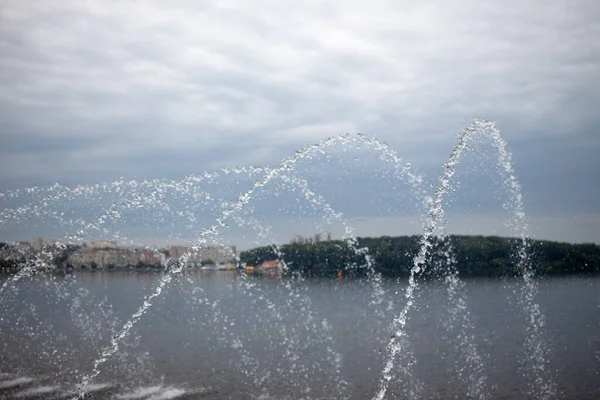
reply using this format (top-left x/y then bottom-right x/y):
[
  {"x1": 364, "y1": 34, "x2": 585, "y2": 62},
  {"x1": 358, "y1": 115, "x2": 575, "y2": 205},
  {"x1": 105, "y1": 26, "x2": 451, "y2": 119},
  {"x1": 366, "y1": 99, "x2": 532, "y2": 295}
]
[{"x1": 0, "y1": 118, "x2": 581, "y2": 399}]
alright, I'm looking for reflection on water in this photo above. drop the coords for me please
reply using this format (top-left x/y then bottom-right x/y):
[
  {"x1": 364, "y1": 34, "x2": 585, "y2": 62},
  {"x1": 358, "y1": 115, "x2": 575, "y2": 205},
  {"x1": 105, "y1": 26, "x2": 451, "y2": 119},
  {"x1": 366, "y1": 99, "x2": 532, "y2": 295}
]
[{"x1": 1, "y1": 271, "x2": 599, "y2": 399}]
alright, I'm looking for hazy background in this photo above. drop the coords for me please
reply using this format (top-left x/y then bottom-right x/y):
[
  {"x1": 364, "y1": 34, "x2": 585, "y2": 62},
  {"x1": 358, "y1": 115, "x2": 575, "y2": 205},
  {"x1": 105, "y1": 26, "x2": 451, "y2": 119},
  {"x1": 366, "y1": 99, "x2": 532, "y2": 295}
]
[{"x1": 1, "y1": 0, "x2": 599, "y2": 246}]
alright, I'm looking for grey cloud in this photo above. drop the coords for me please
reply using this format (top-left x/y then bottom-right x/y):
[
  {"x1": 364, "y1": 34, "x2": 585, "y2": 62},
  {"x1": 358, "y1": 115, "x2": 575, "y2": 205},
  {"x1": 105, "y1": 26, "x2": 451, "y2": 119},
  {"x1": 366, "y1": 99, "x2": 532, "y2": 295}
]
[{"x1": 1, "y1": 0, "x2": 599, "y2": 242}]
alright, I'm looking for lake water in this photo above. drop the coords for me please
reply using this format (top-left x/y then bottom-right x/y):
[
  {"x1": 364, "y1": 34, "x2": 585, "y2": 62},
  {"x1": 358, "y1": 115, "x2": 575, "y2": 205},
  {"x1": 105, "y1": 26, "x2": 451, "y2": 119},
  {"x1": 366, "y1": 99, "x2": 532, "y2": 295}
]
[{"x1": 0, "y1": 271, "x2": 598, "y2": 399}]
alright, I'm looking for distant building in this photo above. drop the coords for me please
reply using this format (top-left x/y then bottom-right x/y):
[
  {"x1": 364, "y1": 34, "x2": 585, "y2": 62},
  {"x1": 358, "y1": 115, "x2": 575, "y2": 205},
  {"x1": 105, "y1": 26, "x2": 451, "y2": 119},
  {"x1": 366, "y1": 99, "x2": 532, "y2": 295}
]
[
  {"x1": 166, "y1": 245, "x2": 190, "y2": 260},
  {"x1": 291, "y1": 235, "x2": 306, "y2": 245},
  {"x1": 15, "y1": 241, "x2": 31, "y2": 252},
  {"x1": 291, "y1": 235, "x2": 314, "y2": 245},
  {"x1": 33, "y1": 237, "x2": 43, "y2": 252},
  {"x1": 199, "y1": 245, "x2": 236, "y2": 264},
  {"x1": 314, "y1": 232, "x2": 331, "y2": 243},
  {"x1": 139, "y1": 249, "x2": 155, "y2": 264},
  {"x1": 90, "y1": 240, "x2": 118, "y2": 249},
  {"x1": 68, "y1": 247, "x2": 138, "y2": 268},
  {"x1": 138, "y1": 249, "x2": 165, "y2": 266},
  {"x1": 167, "y1": 244, "x2": 236, "y2": 266},
  {"x1": 63, "y1": 241, "x2": 235, "y2": 269},
  {"x1": 292, "y1": 232, "x2": 331, "y2": 245},
  {"x1": 259, "y1": 259, "x2": 284, "y2": 272}
]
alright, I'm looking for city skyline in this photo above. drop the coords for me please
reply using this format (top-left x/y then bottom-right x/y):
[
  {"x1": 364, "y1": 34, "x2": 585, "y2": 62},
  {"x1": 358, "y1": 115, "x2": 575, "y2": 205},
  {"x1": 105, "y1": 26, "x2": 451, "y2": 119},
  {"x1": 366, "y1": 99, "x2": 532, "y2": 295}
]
[
  {"x1": 0, "y1": 236, "x2": 240, "y2": 270},
  {"x1": 2, "y1": 232, "x2": 335, "y2": 253}
]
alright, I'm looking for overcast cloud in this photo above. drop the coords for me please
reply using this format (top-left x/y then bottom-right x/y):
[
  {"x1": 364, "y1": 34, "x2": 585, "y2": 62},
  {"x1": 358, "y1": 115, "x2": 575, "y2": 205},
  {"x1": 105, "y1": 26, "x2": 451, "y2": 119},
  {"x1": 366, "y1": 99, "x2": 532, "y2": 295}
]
[{"x1": 1, "y1": 0, "x2": 599, "y2": 244}]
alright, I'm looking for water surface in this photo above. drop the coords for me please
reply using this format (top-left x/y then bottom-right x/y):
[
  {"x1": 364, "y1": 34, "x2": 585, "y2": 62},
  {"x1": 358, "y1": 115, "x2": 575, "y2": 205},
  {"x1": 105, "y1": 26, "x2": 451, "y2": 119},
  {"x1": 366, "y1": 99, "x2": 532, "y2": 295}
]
[{"x1": 0, "y1": 271, "x2": 598, "y2": 399}]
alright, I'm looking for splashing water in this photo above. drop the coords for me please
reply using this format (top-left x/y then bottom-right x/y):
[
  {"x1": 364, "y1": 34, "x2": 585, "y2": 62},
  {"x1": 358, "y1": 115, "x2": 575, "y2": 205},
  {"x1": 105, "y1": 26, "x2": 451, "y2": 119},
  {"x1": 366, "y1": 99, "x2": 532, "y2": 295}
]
[
  {"x1": 116, "y1": 175, "x2": 352, "y2": 397},
  {"x1": 0, "y1": 118, "x2": 558, "y2": 400},
  {"x1": 70, "y1": 133, "x2": 428, "y2": 398},
  {"x1": 374, "y1": 118, "x2": 554, "y2": 400}
]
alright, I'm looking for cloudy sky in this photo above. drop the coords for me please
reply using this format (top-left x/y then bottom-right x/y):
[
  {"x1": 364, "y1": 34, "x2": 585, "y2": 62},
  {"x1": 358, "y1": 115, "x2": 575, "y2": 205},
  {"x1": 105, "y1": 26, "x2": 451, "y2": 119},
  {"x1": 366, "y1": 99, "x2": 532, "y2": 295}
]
[{"x1": 1, "y1": 0, "x2": 599, "y2": 245}]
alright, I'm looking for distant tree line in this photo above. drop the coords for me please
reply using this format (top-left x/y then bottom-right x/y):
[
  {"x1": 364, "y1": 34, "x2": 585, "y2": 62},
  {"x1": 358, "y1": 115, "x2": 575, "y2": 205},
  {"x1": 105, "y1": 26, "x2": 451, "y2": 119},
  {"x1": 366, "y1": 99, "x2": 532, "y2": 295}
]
[
  {"x1": 2, "y1": 236, "x2": 599, "y2": 278},
  {"x1": 0, "y1": 259, "x2": 20, "y2": 275},
  {"x1": 239, "y1": 235, "x2": 600, "y2": 278}
]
